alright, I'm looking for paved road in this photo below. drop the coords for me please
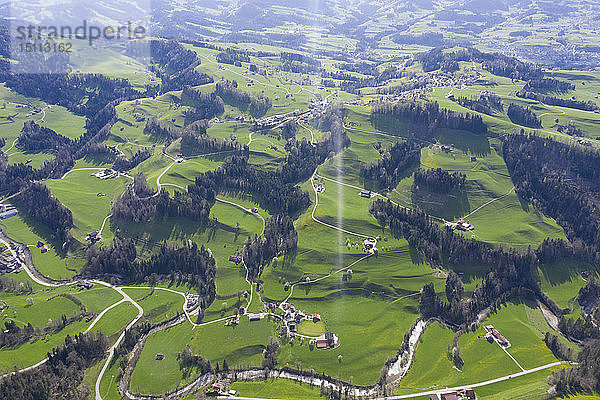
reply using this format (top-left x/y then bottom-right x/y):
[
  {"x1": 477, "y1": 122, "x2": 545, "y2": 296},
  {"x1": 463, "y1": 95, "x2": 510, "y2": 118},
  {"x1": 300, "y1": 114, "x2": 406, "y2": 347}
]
[{"x1": 222, "y1": 361, "x2": 574, "y2": 400}]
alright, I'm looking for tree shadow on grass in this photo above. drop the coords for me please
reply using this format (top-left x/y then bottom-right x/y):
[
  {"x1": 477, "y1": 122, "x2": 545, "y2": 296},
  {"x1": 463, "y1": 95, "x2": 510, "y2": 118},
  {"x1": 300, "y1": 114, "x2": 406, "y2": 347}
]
[
  {"x1": 538, "y1": 258, "x2": 597, "y2": 287},
  {"x1": 411, "y1": 188, "x2": 471, "y2": 222},
  {"x1": 11, "y1": 202, "x2": 70, "y2": 257}
]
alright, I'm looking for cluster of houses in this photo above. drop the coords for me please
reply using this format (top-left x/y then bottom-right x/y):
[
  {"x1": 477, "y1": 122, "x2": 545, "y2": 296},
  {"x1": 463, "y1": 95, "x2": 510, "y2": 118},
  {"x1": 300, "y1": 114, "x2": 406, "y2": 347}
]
[
  {"x1": 0, "y1": 204, "x2": 18, "y2": 220},
  {"x1": 483, "y1": 325, "x2": 510, "y2": 347},
  {"x1": 92, "y1": 168, "x2": 119, "y2": 180},
  {"x1": 0, "y1": 248, "x2": 20, "y2": 273},
  {"x1": 184, "y1": 293, "x2": 200, "y2": 311},
  {"x1": 76, "y1": 280, "x2": 94, "y2": 290},
  {"x1": 315, "y1": 183, "x2": 325, "y2": 193},
  {"x1": 437, "y1": 144, "x2": 454, "y2": 153},
  {"x1": 430, "y1": 388, "x2": 476, "y2": 400},
  {"x1": 86, "y1": 231, "x2": 102, "y2": 244},
  {"x1": 445, "y1": 220, "x2": 475, "y2": 232}
]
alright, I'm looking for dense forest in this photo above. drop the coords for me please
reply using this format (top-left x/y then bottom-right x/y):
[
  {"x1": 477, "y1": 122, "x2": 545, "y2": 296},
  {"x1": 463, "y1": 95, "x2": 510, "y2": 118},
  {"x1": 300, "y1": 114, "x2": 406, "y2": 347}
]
[
  {"x1": 180, "y1": 128, "x2": 243, "y2": 156},
  {"x1": 371, "y1": 100, "x2": 488, "y2": 136},
  {"x1": 192, "y1": 106, "x2": 348, "y2": 216},
  {"x1": 242, "y1": 215, "x2": 298, "y2": 280},
  {"x1": 412, "y1": 168, "x2": 466, "y2": 193},
  {"x1": 113, "y1": 149, "x2": 152, "y2": 172},
  {"x1": 17, "y1": 121, "x2": 72, "y2": 152},
  {"x1": 15, "y1": 182, "x2": 73, "y2": 245},
  {"x1": 451, "y1": 92, "x2": 504, "y2": 115},
  {"x1": 0, "y1": 332, "x2": 109, "y2": 400},
  {"x1": 369, "y1": 199, "x2": 551, "y2": 327},
  {"x1": 502, "y1": 134, "x2": 600, "y2": 264},
  {"x1": 524, "y1": 78, "x2": 575, "y2": 93},
  {"x1": 517, "y1": 89, "x2": 599, "y2": 112},
  {"x1": 112, "y1": 173, "x2": 216, "y2": 226},
  {"x1": 215, "y1": 80, "x2": 272, "y2": 117},
  {"x1": 84, "y1": 237, "x2": 216, "y2": 300},
  {"x1": 415, "y1": 47, "x2": 543, "y2": 80},
  {"x1": 145, "y1": 40, "x2": 213, "y2": 92},
  {"x1": 216, "y1": 48, "x2": 251, "y2": 65},
  {"x1": 360, "y1": 141, "x2": 421, "y2": 190},
  {"x1": 507, "y1": 103, "x2": 542, "y2": 128},
  {"x1": 550, "y1": 340, "x2": 600, "y2": 397},
  {"x1": 180, "y1": 86, "x2": 225, "y2": 120}
]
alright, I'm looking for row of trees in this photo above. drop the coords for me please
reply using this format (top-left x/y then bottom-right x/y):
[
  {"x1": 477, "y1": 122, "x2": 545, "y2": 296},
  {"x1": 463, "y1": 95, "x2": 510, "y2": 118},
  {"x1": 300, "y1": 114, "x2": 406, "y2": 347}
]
[
  {"x1": 517, "y1": 89, "x2": 599, "y2": 112},
  {"x1": 371, "y1": 100, "x2": 488, "y2": 135},
  {"x1": 413, "y1": 168, "x2": 466, "y2": 193},
  {"x1": 360, "y1": 141, "x2": 422, "y2": 190}
]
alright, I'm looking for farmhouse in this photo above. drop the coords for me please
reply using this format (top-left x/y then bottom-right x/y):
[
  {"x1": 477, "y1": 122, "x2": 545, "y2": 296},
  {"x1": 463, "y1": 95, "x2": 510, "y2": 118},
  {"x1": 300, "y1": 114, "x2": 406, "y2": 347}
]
[
  {"x1": 155, "y1": 354, "x2": 164, "y2": 360},
  {"x1": 440, "y1": 392, "x2": 459, "y2": 400},
  {"x1": 485, "y1": 325, "x2": 510, "y2": 347},
  {"x1": 359, "y1": 189, "x2": 372, "y2": 198},
  {"x1": 0, "y1": 208, "x2": 18, "y2": 220},
  {"x1": 92, "y1": 169, "x2": 118, "y2": 180},
  {"x1": 248, "y1": 312, "x2": 263, "y2": 321},
  {"x1": 77, "y1": 280, "x2": 94, "y2": 290},
  {"x1": 86, "y1": 231, "x2": 102, "y2": 244},
  {"x1": 312, "y1": 313, "x2": 321, "y2": 322},
  {"x1": 229, "y1": 255, "x2": 242, "y2": 265},
  {"x1": 363, "y1": 238, "x2": 377, "y2": 252},
  {"x1": 315, "y1": 332, "x2": 339, "y2": 349},
  {"x1": 456, "y1": 220, "x2": 474, "y2": 231},
  {"x1": 315, "y1": 184, "x2": 325, "y2": 193},
  {"x1": 464, "y1": 388, "x2": 477, "y2": 399}
]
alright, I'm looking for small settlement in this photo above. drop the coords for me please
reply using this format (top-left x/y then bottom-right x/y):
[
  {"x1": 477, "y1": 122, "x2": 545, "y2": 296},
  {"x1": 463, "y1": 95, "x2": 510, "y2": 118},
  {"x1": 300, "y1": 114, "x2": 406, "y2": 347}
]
[{"x1": 0, "y1": 244, "x2": 22, "y2": 273}]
